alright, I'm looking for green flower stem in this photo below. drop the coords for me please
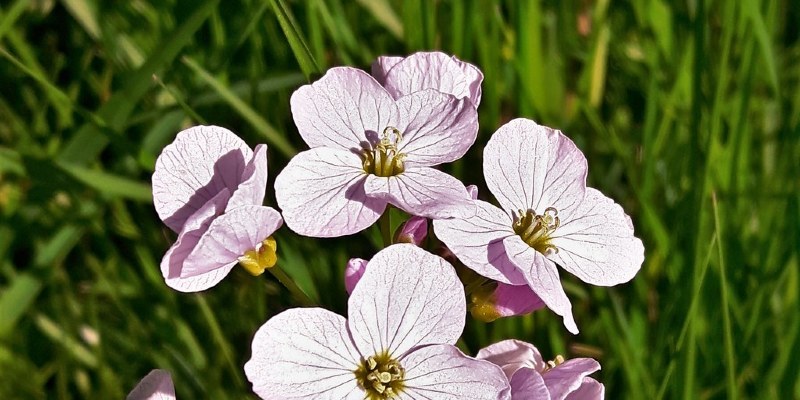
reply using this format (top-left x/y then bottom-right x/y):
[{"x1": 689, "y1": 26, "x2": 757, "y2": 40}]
[
  {"x1": 379, "y1": 207, "x2": 393, "y2": 248},
  {"x1": 268, "y1": 264, "x2": 314, "y2": 306}
]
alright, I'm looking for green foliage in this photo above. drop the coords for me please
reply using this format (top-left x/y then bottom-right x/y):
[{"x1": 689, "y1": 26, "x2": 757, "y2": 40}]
[{"x1": 0, "y1": 0, "x2": 798, "y2": 398}]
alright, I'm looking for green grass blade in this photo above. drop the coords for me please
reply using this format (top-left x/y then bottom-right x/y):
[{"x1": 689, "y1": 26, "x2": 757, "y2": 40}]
[
  {"x1": 713, "y1": 192, "x2": 737, "y2": 399},
  {"x1": 269, "y1": 0, "x2": 321, "y2": 80},
  {"x1": 0, "y1": 274, "x2": 42, "y2": 339},
  {"x1": 56, "y1": 161, "x2": 153, "y2": 202}
]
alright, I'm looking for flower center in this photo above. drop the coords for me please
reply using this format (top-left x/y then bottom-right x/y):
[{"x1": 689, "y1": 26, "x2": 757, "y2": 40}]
[
  {"x1": 354, "y1": 351, "x2": 405, "y2": 399},
  {"x1": 362, "y1": 127, "x2": 406, "y2": 177},
  {"x1": 513, "y1": 207, "x2": 560, "y2": 255},
  {"x1": 238, "y1": 236, "x2": 277, "y2": 276}
]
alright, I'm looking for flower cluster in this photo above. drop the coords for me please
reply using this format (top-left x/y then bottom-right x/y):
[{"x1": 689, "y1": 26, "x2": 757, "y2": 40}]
[{"x1": 139, "y1": 51, "x2": 644, "y2": 399}]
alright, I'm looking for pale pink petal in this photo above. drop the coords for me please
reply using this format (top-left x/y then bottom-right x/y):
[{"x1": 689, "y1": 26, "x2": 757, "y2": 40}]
[
  {"x1": 399, "y1": 344, "x2": 510, "y2": 400},
  {"x1": 509, "y1": 368, "x2": 550, "y2": 400},
  {"x1": 290, "y1": 67, "x2": 398, "y2": 150},
  {"x1": 484, "y1": 118, "x2": 587, "y2": 217},
  {"x1": 127, "y1": 370, "x2": 175, "y2": 400},
  {"x1": 476, "y1": 339, "x2": 546, "y2": 379},
  {"x1": 227, "y1": 144, "x2": 268, "y2": 211},
  {"x1": 466, "y1": 184, "x2": 479, "y2": 200},
  {"x1": 394, "y1": 216, "x2": 428, "y2": 245},
  {"x1": 244, "y1": 308, "x2": 364, "y2": 399},
  {"x1": 432, "y1": 200, "x2": 526, "y2": 285},
  {"x1": 394, "y1": 89, "x2": 477, "y2": 167},
  {"x1": 381, "y1": 52, "x2": 484, "y2": 105},
  {"x1": 180, "y1": 206, "x2": 282, "y2": 278},
  {"x1": 348, "y1": 244, "x2": 465, "y2": 358},
  {"x1": 344, "y1": 258, "x2": 368, "y2": 295},
  {"x1": 565, "y1": 378, "x2": 604, "y2": 400},
  {"x1": 543, "y1": 359, "x2": 601, "y2": 400},
  {"x1": 549, "y1": 187, "x2": 644, "y2": 286},
  {"x1": 363, "y1": 167, "x2": 475, "y2": 220},
  {"x1": 493, "y1": 283, "x2": 546, "y2": 317},
  {"x1": 153, "y1": 125, "x2": 252, "y2": 232},
  {"x1": 161, "y1": 190, "x2": 236, "y2": 293},
  {"x1": 275, "y1": 148, "x2": 386, "y2": 237},
  {"x1": 370, "y1": 56, "x2": 404, "y2": 84},
  {"x1": 504, "y1": 236, "x2": 579, "y2": 334}
]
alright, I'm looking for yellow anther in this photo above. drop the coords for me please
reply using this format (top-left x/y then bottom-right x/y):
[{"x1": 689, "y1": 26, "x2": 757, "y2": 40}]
[{"x1": 238, "y1": 236, "x2": 278, "y2": 276}]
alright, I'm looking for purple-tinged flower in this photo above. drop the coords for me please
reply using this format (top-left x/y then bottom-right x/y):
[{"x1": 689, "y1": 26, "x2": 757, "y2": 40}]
[
  {"x1": 371, "y1": 51, "x2": 484, "y2": 106},
  {"x1": 469, "y1": 281, "x2": 545, "y2": 322},
  {"x1": 344, "y1": 257, "x2": 368, "y2": 294},
  {"x1": 127, "y1": 370, "x2": 175, "y2": 400},
  {"x1": 434, "y1": 119, "x2": 644, "y2": 333},
  {"x1": 153, "y1": 126, "x2": 283, "y2": 292},
  {"x1": 477, "y1": 340, "x2": 604, "y2": 400},
  {"x1": 245, "y1": 244, "x2": 510, "y2": 399},
  {"x1": 275, "y1": 66, "x2": 478, "y2": 237},
  {"x1": 393, "y1": 216, "x2": 428, "y2": 245}
]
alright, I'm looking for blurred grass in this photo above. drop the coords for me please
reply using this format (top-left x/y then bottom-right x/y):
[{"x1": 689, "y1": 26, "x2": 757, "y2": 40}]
[{"x1": 0, "y1": 0, "x2": 798, "y2": 398}]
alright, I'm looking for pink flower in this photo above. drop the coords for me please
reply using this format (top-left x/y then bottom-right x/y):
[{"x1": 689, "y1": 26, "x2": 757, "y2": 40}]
[
  {"x1": 127, "y1": 370, "x2": 175, "y2": 400},
  {"x1": 344, "y1": 257, "x2": 368, "y2": 294},
  {"x1": 275, "y1": 64, "x2": 478, "y2": 237},
  {"x1": 393, "y1": 215, "x2": 428, "y2": 245},
  {"x1": 477, "y1": 340, "x2": 604, "y2": 400},
  {"x1": 434, "y1": 119, "x2": 644, "y2": 333},
  {"x1": 153, "y1": 126, "x2": 283, "y2": 292},
  {"x1": 245, "y1": 244, "x2": 510, "y2": 399},
  {"x1": 371, "y1": 51, "x2": 484, "y2": 106}
]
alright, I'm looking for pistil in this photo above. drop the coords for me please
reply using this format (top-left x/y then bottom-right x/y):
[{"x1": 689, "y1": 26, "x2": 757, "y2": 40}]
[
  {"x1": 363, "y1": 127, "x2": 406, "y2": 177},
  {"x1": 513, "y1": 207, "x2": 560, "y2": 255},
  {"x1": 354, "y1": 351, "x2": 405, "y2": 399}
]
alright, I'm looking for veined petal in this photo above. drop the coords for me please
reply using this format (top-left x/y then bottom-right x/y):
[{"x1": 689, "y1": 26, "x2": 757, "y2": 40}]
[
  {"x1": 381, "y1": 52, "x2": 484, "y2": 105},
  {"x1": 244, "y1": 308, "x2": 363, "y2": 400},
  {"x1": 344, "y1": 258, "x2": 368, "y2": 295},
  {"x1": 399, "y1": 344, "x2": 510, "y2": 400},
  {"x1": 181, "y1": 206, "x2": 282, "y2": 278},
  {"x1": 476, "y1": 339, "x2": 546, "y2": 379},
  {"x1": 126, "y1": 370, "x2": 175, "y2": 400},
  {"x1": 503, "y1": 236, "x2": 579, "y2": 334},
  {"x1": 565, "y1": 378, "x2": 604, "y2": 400},
  {"x1": 543, "y1": 359, "x2": 601, "y2": 400},
  {"x1": 370, "y1": 56, "x2": 404, "y2": 84},
  {"x1": 395, "y1": 89, "x2": 478, "y2": 167},
  {"x1": 290, "y1": 67, "x2": 398, "y2": 150},
  {"x1": 509, "y1": 368, "x2": 550, "y2": 400},
  {"x1": 227, "y1": 143, "x2": 268, "y2": 211},
  {"x1": 161, "y1": 190, "x2": 235, "y2": 293},
  {"x1": 275, "y1": 148, "x2": 386, "y2": 237},
  {"x1": 433, "y1": 200, "x2": 526, "y2": 285},
  {"x1": 153, "y1": 125, "x2": 252, "y2": 232},
  {"x1": 347, "y1": 244, "x2": 465, "y2": 358},
  {"x1": 484, "y1": 118, "x2": 587, "y2": 217},
  {"x1": 363, "y1": 167, "x2": 475, "y2": 220},
  {"x1": 549, "y1": 187, "x2": 644, "y2": 286}
]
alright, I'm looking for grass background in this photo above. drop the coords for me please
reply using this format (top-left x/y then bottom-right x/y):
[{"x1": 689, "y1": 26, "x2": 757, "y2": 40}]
[{"x1": 1, "y1": 0, "x2": 798, "y2": 398}]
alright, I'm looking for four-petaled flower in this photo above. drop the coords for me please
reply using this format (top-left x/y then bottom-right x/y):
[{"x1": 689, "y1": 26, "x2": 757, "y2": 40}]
[
  {"x1": 275, "y1": 56, "x2": 481, "y2": 237},
  {"x1": 478, "y1": 340, "x2": 604, "y2": 399},
  {"x1": 245, "y1": 244, "x2": 510, "y2": 399},
  {"x1": 434, "y1": 118, "x2": 644, "y2": 333},
  {"x1": 153, "y1": 126, "x2": 283, "y2": 292}
]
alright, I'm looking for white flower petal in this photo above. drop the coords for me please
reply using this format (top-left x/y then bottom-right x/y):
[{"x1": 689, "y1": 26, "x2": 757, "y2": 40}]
[
  {"x1": 347, "y1": 244, "x2": 465, "y2": 358},
  {"x1": 550, "y1": 187, "x2": 644, "y2": 286},
  {"x1": 126, "y1": 370, "x2": 175, "y2": 400},
  {"x1": 565, "y1": 377, "x2": 604, "y2": 400},
  {"x1": 509, "y1": 367, "x2": 550, "y2": 400},
  {"x1": 543, "y1": 359, "x2": 601, "y2": 400},
  {"x1": 476, "y1": 339, "x2": 546, "y2": 379},
  {"x1": 244, "y1": 308, "x2": 364, "y2": 400},
  {"x1": 227, "y1": 143, "x2": 268, "y2": 211}
]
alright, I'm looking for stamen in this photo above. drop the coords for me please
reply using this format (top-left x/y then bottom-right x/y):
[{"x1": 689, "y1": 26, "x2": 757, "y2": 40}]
[
  {"x1": 238, "y1": 236, "x2": 278, "y2": 276},
  {"x1": 363, "y1": 127, "x2": 406, "y2": 177},
  {"x1": 512, "y1": 208, "x2": 560, "y2": 254},
  {"x1": 544, "y1": 355, "x2": 566, "y2": 372},
  {"x1": 354, "y1": 351, "x2": 405, "y2": 399}
]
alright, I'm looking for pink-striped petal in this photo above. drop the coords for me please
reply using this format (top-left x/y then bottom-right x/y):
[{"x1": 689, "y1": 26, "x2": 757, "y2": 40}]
[
  {"x1": 153, "y1": 125, "x2": 252, "y2": 232},
  {"x1": 549, "y1": 187, "x2": 644, "y2": 286},
  {"x1": 565, "y1": 378, "x2": 604, "y2": 400},
  {"x1": 380, "y1": 52, "x2": 484, "y2": 106},
  {"x1": 433, "y1": 200, "x2": 526, "y2": 285},
  {"x1": 344, "y1": 258, "x2": 368, "y2": 295},
  {"x1": 509, "y1": 368, "x2": 550, "y2": 400},
  {"x1": 503, "y1": 236, "x2": 579, "y2": 334},
  {"x1": 363, "y1": 167, "x2": 475, "y2": 220},
  {"x1": 347, "y1": 244, "x2": 465, "y2": 358},
  {"x1": 127, "y1": 370, "x2": 176, "y2": 400},
  {"x1": 290, "y1": 67, "x2": 398, "y2": 150},
  {"x1": 483, "y1": 118, "x2": 587, "y2": 217},
  {"x1": 227, "y1": 144, "x2": 268, "y2": 211},
  {"x1": 161, "y1": 190, "x2": 235, "y2": 293},
  {"x1": 476, "y1": 339, "x2": 546, "y2": 379},
  {"x1": 543, "y1": 359, "x2": 601, "y2": 400},
  {"x1": 244, "y1": 308, "x2": 363, "y2": 400},
  {"x1": 394, "y1": 89, "x2": 477, "y2": 167},
  {"x1": 275, "y1": 148, "x2": 386, "y2": 237},
  {"x1": 399, "y1": 344, "x2": 510, "y2": 400},
  {"x1": 180, "y1": 206, "x2": 282, "y2": 278}
]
